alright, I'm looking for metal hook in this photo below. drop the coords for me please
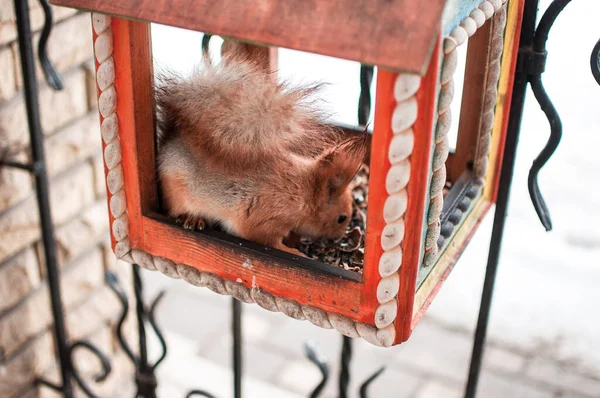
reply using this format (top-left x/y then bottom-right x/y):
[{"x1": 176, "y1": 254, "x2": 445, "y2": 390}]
[
  {"x1": 105, "y1": 271, "x2": 137, "y2": 364},
  {"x1": 525, "y1": 0, "x2": 572, "y2": 231},
  {"x1": 68, "y1": 341, "x2": 112, "y2": 398},
  {"x1": 149, "y1": 291, "x2": 168, "y2": 370},
  {"x1": 304, "y1": 341, "x2": 330, "y2": 398},
  {"x1": 186, "y1": 390, "x2": 218, "y2": 398},
  {"x1": 36, "y1": 0, "x2": 64, "y2": 90},
  {"x1": 591, "y1": 38, "x2": 600, "y2": 86},
  {"x1": 202, "y1": 33, "x2": 213, "y2": 57},
  {"x1": 358, "y1": 367, "x2": 385, "y2": 398}
]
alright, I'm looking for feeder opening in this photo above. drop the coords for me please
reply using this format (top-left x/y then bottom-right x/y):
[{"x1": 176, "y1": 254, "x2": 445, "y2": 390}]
[
  {"x1": 148, "y1": 24, "x2": 375, "y2": 279},
  {"x1": 417, "y1": 13, "x2": 506, "y2": 289},
  {"x1": 447, "y1": 40, "x2": 469, "y2": 155}
]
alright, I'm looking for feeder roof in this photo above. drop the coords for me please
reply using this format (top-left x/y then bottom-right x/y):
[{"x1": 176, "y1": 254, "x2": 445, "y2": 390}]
[{"x1": 51, "y1": 0, "x2": 447, "y2": 74}]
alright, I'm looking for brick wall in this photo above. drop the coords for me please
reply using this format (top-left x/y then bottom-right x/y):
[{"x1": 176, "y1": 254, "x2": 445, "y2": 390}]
[{"x1": 0, "y1": 2, "x2": 135, "y2": 397}]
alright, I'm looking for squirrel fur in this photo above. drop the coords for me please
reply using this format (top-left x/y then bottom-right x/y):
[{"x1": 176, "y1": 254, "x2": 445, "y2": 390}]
[{"x1": 156, "y1": 46, "x2": 368, "y2": 256}]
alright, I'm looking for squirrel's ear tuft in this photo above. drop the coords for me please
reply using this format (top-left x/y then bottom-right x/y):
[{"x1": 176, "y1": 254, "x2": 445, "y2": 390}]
[{"x1": 312, "y1": 133, "x2": 368, "y2": 198}]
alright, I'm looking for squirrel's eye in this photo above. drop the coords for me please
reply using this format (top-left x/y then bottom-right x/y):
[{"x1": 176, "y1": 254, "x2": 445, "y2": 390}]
[{"x1": 337, "y1": 215, "x2": 347, "y2": 224}]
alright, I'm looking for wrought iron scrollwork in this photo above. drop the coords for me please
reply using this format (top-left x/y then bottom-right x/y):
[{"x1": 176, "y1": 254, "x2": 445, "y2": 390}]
[
  {"x1": 182, "y1": 300, "x2": 238, "y2": 398},
  {"x1": 148, "y1": 290, "x2": 168, "y2": 369},
  {"x1": 304, "y1": 337, "x2": 385, "y2": 398},
  {"x1": 105, "y1": 271, "x2": 136, "y2": 362},
  {"x1": 305, "y1": 341, "x2": 329, "y2": 398},
  {"x1": 10, "y1": 1, "x2": 112, "y2": 397},
  {"x1": 108, "y1": 264, "x2": 218, "y2": 398},
  {"x1": 525, "y1": 0, "x2": 569, "y2": 231},
  {"x1": 186, "y1": 390, "x2": 219, "y2": 398},
  {"x1": 591, "y1": 38, "x2": 600, "y2": 86},
  {"x1": 523, "y1": 0, "x2": 598, "y2": 231},
  {"x1": 106, "y1": 266, "x2": 167, "y2": 398},
  {"x1": 69, "y1": 341, "x2": 112, "y2": 398},
  {"x1": 358, "y1": 366, "x2": 385, "y2": 398},
  {"x1": 37, "y1": 0, "x2": 64, "y2": 90}
]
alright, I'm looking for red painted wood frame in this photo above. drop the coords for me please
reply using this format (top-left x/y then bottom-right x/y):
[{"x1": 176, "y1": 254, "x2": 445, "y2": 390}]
[{"x1": 368, "y1": 41, "x2": 441, "y2": 342}]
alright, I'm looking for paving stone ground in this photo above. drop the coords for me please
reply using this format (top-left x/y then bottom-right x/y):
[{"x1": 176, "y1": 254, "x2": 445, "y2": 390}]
[{"x1": 142, "y1": 271, "x2": 600, "y2": 398}]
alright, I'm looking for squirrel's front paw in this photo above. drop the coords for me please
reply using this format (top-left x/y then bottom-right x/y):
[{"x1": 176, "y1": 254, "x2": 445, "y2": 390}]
[
  {"x1": 175, "y1": 215, "x2": 206, "y2": 231},
  {"x1": 278, "y1": 244, "x2": 307, "y2": 258}
]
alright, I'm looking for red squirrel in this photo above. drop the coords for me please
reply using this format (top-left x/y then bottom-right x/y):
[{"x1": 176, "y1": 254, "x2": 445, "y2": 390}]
[{"x1": 156, "y1": 46, "x2": 367, "y2": 256}]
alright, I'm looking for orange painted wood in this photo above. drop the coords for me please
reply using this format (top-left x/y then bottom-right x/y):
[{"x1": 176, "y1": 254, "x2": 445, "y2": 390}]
[
  {"x1": 50, "y1": 0, "x2": 445, "y2": 74},
  {"x1": 111, "y1": 18, "x2": 154, "y2": 249},
  {"x1": 111, "y1": 19, "x2": 369, "y2": 323},
  {"x1": 489, "y1": 0, "x2": 526, "y2": 203},
  {"x1": 362, "y1": 70, "x2": 397, "y2": 323},
  {"x1": 140, "y1": 217, "x2": 364, "y2": 319},
  {"x1": 397, "y1": 36, "x2": 442, "y2": 343},
  {"x1": 447, "y1": 21, "x2": 494, "y2": 183}
]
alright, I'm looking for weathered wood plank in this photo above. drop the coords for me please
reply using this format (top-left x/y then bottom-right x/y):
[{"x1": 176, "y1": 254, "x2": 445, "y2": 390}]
[
  {"x1": 51, "y1": 0, "x2": 445, "y2": 74},
  {"x1": 141, "y1": 217, "x2": 365, "y2": 320},
  {"x1": 111, "y1": 18, "x2": 155, "y2": 248}
]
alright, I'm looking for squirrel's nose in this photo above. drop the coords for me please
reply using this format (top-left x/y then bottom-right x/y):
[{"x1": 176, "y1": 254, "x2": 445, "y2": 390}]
[{"x1": 337, "y1": 215, "x2": 348, "y2": 224}]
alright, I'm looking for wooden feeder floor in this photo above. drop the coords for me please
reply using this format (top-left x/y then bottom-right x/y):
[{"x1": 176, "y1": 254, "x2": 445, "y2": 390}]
[{"x1": 170, "y1": 165, "x2": 455, "y2": 275}]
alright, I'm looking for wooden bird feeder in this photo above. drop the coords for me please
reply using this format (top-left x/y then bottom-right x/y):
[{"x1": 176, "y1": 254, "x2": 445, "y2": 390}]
[{"x1": 52, "y1": 0, "x2": 525, "y2": 346}]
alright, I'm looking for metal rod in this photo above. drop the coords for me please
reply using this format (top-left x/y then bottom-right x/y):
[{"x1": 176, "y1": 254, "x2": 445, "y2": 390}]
[
  {"x1": 0, "y1": 160, "x2": 35, "y2": 171},
  {"x1": 358, "y1": 65, "x2": 374, "y2": 126},
  {"x1": 464, "y1": 0, "x2": 540, "y2": 396},
  {"x1": 202, "y1": 33, "x2": 212, "y2": 57},
  {"x1": 12, "y1": 0, "x2": 74, "y2": 396},
  {"x1": 134, "y1": 265, "x2": 149, "y2": 368},
  {"x1": 133, "y1": 264, "x2": 159, "y2": 398},
  {"x1": 338, "y1": 336, "x2": 352, "y2": 398},
  {"x1": 232, "y1": 298, "x2": 243, "y2": 398}
]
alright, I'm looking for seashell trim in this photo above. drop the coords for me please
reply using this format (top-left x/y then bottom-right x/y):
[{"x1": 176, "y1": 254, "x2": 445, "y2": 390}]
[{"x1": 376, "y1": 73, "x2": 421, "y2": 337}]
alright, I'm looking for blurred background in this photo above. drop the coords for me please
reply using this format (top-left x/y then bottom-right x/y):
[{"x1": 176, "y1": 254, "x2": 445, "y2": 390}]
[{"x1": 0, "y1": 0, "x2": 598, "y2": 397}]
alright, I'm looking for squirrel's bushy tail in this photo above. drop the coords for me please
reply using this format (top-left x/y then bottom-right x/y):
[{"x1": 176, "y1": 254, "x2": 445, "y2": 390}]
[{"x1": 155, "y1": 51, "x2": 339, "y2": 169}]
